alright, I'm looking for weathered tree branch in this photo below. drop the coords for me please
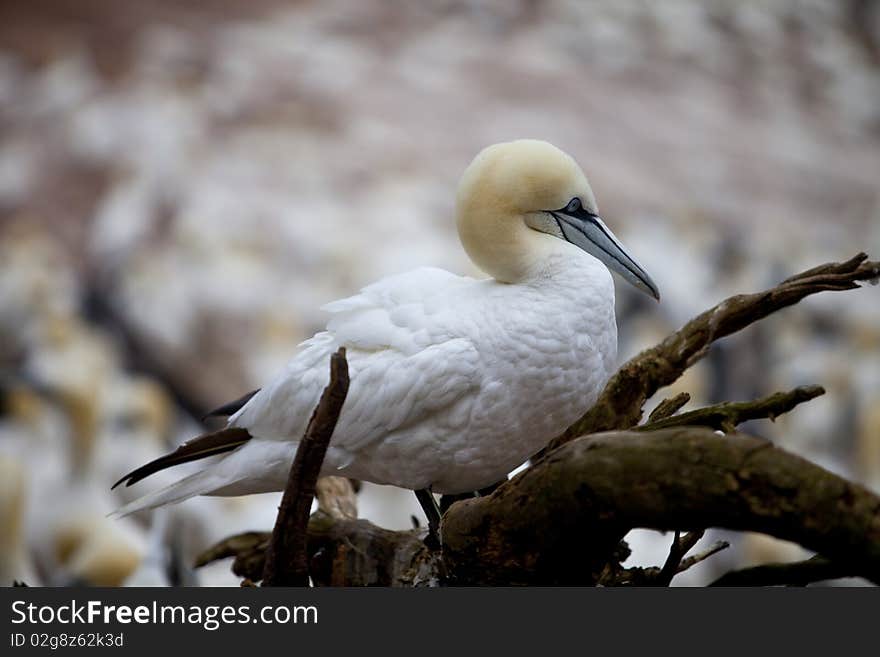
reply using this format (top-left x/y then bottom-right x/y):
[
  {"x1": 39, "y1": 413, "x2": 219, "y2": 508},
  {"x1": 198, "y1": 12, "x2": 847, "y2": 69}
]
[
  {"x1": 549, "y1": 253, "x2": 880, "y2": 447},
  {"x1": 261, "y1": 347, "x2": 350, "y2": 586},
  {"x1": 608, "y1": 535, "x2": 730, "y2": 586},
  {"x1": 637, "y1": 385, "x2": 825, "y2": 433},
  {"x1": 197, "y1": 513, "x2": 440, "y2": 586},
  {"x1": 442, "y1": 429, "x2": 880, "y2": 585},
  {"x1": 654, "y1": 530, "x2": 705, "y2": 586},
  {"x1": 709, "y1": 555, "x2": 856, "y2": 587},
  {"x1": 195, "y1": 531, "x2": 269, "y2": 576},
  {"x1": 201, "y1": 428, "x2": 880, "y2": 587},
  {"x1": 305, "y1": 512, "x2": 440, "y2": 586},
  {"x1": 199, "y1": 428, "x2": 880, "y2": 587},
  {"x1": 678, "y1": 541, "x2": 730, "y2": 573},
  {"x1": 647, "y1": 392, "x2": 691, "y2": 422}
]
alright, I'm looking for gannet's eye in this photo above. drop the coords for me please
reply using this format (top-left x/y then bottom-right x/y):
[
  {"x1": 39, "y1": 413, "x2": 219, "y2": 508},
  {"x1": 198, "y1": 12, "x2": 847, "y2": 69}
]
[{"x1": 565, "y1": 198, "x2": 581, "y2": 213}]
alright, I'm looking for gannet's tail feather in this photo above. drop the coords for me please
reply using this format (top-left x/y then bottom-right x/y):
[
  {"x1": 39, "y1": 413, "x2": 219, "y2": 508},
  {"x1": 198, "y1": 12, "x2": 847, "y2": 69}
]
[
  {"x1": 202, "y1": 389, "x2": 261, "y2": 420},
  {"x1": 111, "y1": 427, "x2": 252, "y2": 490},
  {"x1": 110, "y1": 469, "x2": 226, "y2": 518}
]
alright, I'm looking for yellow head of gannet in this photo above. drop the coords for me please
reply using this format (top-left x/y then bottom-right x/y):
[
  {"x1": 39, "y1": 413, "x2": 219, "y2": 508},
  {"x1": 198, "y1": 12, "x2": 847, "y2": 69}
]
[{"x1": 457, "y1": 139, "x2": 659, "y2": 298}]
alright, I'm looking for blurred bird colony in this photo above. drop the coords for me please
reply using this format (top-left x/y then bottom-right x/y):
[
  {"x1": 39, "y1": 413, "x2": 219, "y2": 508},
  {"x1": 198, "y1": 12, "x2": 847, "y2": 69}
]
[{"x1": 0, "y1": 0, "x2": 878, "y2": 585}]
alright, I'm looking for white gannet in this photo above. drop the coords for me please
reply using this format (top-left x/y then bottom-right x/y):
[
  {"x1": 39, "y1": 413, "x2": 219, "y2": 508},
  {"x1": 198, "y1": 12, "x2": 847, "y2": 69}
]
[{"x1": 113, "y1": 139, "x2": 659, "y2": 525}]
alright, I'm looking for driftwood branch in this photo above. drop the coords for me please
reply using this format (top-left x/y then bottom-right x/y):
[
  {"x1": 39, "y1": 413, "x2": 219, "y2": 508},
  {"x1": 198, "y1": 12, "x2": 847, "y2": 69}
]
[
  {"x1": 197, "y1": 513, "x2": 440, "y2": 587},
  {"x1": 647, "y1": 393, "x2": 691, "y2": 422},
  {"x1": 261, "y1": 347, "x2": 350, "y2": 586},
  {"x1": 609, "y1": 534, "x2": 730, "y2": 586},
  {"x1": 709, "y1": 555, "x2": 856, "y2": 587},
  {"x1": 655, "y1": 530, "x2": 705, "y2": 586},
  {"x1": 637, "y1": 385, "x2": 825, "y2": 433},
  {"x1": 550, "y1": 253, "x2": 880, "y2": 447},
  {"x1": 442, "y1": 429, "x2": 880, "y2": 585},
  {"x1": 195, "y1": 531, "x2": 269, "y2": 577},
  {"x1": 200, "y1": 428, "x2": 880, "y2": 586},
  {"x1": 678, "y1": 541, "x2": 730, "y2": 573},
  {"x1": 305, "y1": 513, "x2": 439, "y2": 586}
]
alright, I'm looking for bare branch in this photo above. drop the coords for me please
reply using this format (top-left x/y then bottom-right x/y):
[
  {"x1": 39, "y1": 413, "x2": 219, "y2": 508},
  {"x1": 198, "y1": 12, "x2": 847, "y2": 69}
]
[
  {"x1": 201, "y1": 428, "x2": 880, "y2": 587},
  {"x1": 678, "y1": 541, "x2": 730, "y2": 573},
  {"x1": 654, "y1": 530, "x2": 704, "y2": 586},
  {"x1": 443, "y1": 428, "x2": 880, "y2": 585},
  {"x1": 709, "y1": 555, "x2": 856, "y2": 587},
  {"x1": 305, "y1": 512, "x2": 440, "y2": 586},
  {"x1": 780, "y1": 252, "x2": 875, "y2": 284},
  {"x1": 648, "y1": 393, "x2": 691, "y2": 422},
  {"x1": 261, "y1": 348, "x2": 350, "y2": 586},
  {"x1": 608, "y1": 534, "x2": 729, "y2": 586},
  {"x1": 197, "y1": 513, "x2": 440, "y2": 587},
  {"x1": 550, "y1": 253, "x2": 880, "y2": 447},
  {"x1": 194, "y1": 531, "x2": 267, "y2": 569},
  {"x1": 195, "y1": 531, "x2": 269, "y2": 580},
  {"x1": 638, "y1": 385, "x2": 825, "y2": 433}
]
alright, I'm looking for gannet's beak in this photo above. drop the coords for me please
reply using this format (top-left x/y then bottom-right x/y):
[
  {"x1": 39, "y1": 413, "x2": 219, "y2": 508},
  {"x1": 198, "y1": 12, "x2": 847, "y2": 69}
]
[{"x1": 551, "y1": 206, "x2": 660, "y2": 300}]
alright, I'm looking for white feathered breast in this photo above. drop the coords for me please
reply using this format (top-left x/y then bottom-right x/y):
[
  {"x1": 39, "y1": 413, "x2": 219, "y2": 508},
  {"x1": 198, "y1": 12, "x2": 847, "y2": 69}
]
[{"x1": 221, "y1": 255, "x2": 616, "y2": 494}]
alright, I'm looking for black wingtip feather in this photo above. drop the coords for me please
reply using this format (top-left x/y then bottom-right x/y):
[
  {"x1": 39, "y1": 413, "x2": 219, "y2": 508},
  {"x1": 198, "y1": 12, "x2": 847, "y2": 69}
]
[
  {"x1": 111, "y1": 427, "x2": 253, "y2": 490},
  {"x1": 201, "y1": 389, "x2": 261, "y2": 421}
]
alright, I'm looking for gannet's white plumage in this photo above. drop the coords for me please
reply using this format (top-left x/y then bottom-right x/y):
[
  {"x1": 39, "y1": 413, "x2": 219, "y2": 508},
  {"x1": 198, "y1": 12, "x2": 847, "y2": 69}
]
[{"x1": 115, "y1": 140, "x2": 659, "y2": 515}]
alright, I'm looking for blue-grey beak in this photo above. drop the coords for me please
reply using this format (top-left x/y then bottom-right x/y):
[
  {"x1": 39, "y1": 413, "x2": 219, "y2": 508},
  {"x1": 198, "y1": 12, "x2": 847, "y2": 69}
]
[{"x1": 551, "y1": 206, "x2": 660, "y2": 300}]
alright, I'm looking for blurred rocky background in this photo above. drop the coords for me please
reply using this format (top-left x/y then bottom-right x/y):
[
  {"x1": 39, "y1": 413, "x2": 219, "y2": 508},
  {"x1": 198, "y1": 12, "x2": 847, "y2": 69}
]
[{"x1": 0, "y1": 0, "x2": 878, "y2": 586}]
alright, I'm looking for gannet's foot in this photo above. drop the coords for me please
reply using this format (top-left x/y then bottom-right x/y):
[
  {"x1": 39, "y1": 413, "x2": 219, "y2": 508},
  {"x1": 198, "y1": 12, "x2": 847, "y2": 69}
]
[
  {"x1": 417, "y1": 481, "x2": 507, "y2": 549},
  {"x1": 414, "y1": 488, "x2": 442, "y2": 549}
]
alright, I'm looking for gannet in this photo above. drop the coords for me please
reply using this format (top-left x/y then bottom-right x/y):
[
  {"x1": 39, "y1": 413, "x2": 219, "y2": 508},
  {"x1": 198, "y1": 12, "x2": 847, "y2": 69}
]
[
  {"x1": 113, "y1": 140, "x2": 659, "y2": 523},
  {"x1": 0, "y1": 456, "x2": 38, "y2": 586}
]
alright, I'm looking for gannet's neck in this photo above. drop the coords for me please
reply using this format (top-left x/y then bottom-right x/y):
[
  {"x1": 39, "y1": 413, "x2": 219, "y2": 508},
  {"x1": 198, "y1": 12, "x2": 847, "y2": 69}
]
[
  {"x1": 457, "y1": 200, "x2": 568, "y2": 283},
  {"x1": 516, "y1": 233, "x2": 612, "y2": 286}
]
